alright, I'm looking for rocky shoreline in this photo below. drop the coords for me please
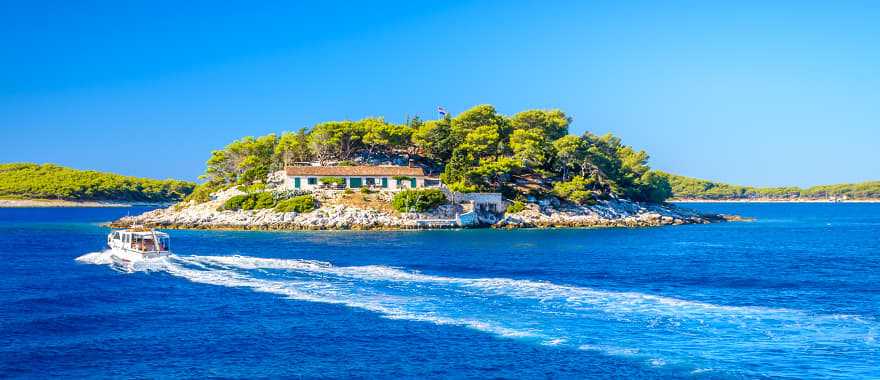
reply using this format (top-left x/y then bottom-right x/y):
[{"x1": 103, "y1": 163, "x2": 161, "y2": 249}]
[{"x1": 110, "y1": 191, "x2": 742, "y2": 231}]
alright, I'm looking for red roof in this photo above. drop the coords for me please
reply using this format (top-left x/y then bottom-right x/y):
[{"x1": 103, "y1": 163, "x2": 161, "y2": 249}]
[{"x1": 285, "y1": 165, "x2": 426, "y2": 177}]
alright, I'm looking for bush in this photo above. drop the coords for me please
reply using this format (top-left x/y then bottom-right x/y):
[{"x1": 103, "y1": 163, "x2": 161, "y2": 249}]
[
  {"x1": 319, "y1": 177, "x2": 345, "y2": 186},
  {"x1": 391, "y1": 189, "x2": 447, "y2": 212},
  {"x1": 272, "y1": 189, "x2": 312, "y2": 202},
  {"x1": 184, "y1": 182, "x2": 222, "y2": 204},
  {"x1": 553, "y1": 176, "x2": 597, "y2": 205},
  {"x1": 360, "y1": 187, "x2": 372, "y2": 194},
  {"x1": 220, "y1": 194, "x2": 247, "y2": 210},
  {"x1": 219, "y1": 192, "x2": 276, "y2": 211},
  {"x1": 506, "y1": 200, "x2": 525, "y2": 214},
  {"x1": 446, "y1": 180, "x2": 478, "y2": 193},
  {"x1": 237, "y1": 183, "x2": 266, "y2": 193},
  {"x1": 274, "y1": 195, "x2": 318, "y2": 213}
]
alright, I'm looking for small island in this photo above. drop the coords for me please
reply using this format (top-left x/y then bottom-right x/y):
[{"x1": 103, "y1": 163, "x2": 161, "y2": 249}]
[
  {"x1": 114, "y1": 105, "x2": 737, "y2": 230},
  {"x1": 0, "y1": 163, "x2": 195, "y2": 207}
]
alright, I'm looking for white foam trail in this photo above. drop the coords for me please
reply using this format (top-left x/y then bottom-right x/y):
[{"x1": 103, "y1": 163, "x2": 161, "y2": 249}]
[
  {"x1": 75, "y1": 250, "x2": 116, "y2": 265},
  {"x1": 77, "y1": 252, "x2": 880, "y2": 378},
  {"x1": 181, "y1": 255, "x2": 827, "y2": 319}
]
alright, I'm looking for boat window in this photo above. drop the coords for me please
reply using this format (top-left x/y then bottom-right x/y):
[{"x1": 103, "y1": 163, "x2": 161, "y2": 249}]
[{"x1": 159, "y1": 237, "x2": 170, "y2": 251}]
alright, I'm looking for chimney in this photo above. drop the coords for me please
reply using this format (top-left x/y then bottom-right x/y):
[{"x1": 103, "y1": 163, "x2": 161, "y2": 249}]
[{"x1": 408, "y1": 159, "x2": 414, "y2": 168}]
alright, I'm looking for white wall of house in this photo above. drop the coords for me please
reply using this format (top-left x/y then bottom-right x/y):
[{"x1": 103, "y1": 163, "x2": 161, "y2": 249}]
[{"x1": 282, "y1": 175, "x2": 431, "y2": 191}]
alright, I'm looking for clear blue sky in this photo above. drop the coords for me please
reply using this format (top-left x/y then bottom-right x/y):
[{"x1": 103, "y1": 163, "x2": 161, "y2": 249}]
[{"x1": 1, "y1": 1, "x2": 878, "y2": 186}]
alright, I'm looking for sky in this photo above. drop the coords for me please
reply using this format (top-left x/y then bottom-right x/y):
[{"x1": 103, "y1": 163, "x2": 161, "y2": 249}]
[{"x1": 1, "y1": 1, "x2": 878, "y2": 187}]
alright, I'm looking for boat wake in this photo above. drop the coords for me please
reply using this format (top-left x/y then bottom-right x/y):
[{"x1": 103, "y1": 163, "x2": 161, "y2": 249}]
[{"x1": 76, "y1": 251, "x2": 879, "y2": 378}]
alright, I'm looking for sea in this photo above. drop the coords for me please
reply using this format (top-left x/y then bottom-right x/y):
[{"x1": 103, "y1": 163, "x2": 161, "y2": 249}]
[{"x1": 0, "y1": 203, "x2": 878, "y2": 379}]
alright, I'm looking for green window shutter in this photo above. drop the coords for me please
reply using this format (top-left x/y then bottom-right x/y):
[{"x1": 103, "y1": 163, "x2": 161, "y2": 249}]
[
  {"x1": 381, "y1": 177, "x2": 388, "y2": 188},
  {"x1": 294, "y1": 177, "x2": 301, "y2": 189},
  {"x1": 349, "y1": 177, "x2": 362, "y2": 188},
  {"x1": 410, "y1": 178, "x2": 417, "y2": 188},
  {"x1": 307, "y1": 177, "x2": 317, "y2": 185}
]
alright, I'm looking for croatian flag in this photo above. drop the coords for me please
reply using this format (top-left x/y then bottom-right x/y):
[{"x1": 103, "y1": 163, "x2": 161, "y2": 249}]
[{"x1": 437, "y1": 106, "x2": 447, "y2": 116}]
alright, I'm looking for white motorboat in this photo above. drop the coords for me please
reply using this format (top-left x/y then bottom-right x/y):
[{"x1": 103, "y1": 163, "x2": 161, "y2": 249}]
[{"x1": 106, "y1": 226, "x2": 171, "y2": 266}]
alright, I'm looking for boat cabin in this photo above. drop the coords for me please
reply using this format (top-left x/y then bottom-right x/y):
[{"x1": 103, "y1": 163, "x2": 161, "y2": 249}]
[{"x1": 108, "y1": 228, "x2": 171, "y2": 254}]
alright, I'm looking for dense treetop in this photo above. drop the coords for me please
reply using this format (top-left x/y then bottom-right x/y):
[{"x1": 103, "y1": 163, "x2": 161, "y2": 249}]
[
  {"x1": 661, "y1": 172, "x2": 880, "y2": 200},
  {"x1": 199, "y1": 104, "x2": 673, "y2": 204},
  {"x1": 0, "y1": 163, "x2": 195, "y2": 202}
]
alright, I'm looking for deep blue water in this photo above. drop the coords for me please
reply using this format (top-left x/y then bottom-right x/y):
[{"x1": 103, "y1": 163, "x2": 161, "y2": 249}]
[{"x1": 1, "y1": 204, "x2": 878, "y2": 379}]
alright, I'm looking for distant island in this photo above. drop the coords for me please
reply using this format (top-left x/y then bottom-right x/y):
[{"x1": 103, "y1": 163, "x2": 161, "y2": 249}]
[
  {"x1": 115, "y1": 104, "x2": 737, "y2": 230},
  {"x1": 661, "y1": 172, "x2": 880, "y2": 202},
  {"x1": 0, "y1": 163, "x2": 195, "y2": 207}
]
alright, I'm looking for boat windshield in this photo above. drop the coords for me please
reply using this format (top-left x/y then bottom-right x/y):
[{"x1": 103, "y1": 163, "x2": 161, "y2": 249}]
[{"x1": 130, "y1": 234, "x2": 171, "y2": 252}]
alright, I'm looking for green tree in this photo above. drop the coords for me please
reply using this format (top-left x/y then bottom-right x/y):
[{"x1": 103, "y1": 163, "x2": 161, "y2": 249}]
[
  {"x1": 309, "y1": 121, "x2": 366, "y2": 162},
  {"x1": 468, "y1": 157, "x2": 522, "y2": 190},
  {"x1": 552, "y1": 135, "x2": 582, "y2": 181},
  {"x1": 509, "y1": 128, "x2": 550, "y2": 168},
  {"x1": 461, "y1": 125, "x2": 502, "y2": 159},
  {"x1": 636, "y1": 171, "x2": 672, "y2": 203},
  {"x1": 451, "y1": 104, "x2": 508, "y2": 145},
  {"x1": 275, "y1": 128, "x2": 314, "y2": 165},
  {"x1": 511, "y1": 109, "x2": 570, "y2": 141},
  {"x1": 412, "y1": 116, "x2": 455, "y2": 161},
  {"x1": 361, "y1": 118, "x2": 412, "y2": 154},
  {"x1": 552, "y1": 176, "x2": 597, "y2": 205}
]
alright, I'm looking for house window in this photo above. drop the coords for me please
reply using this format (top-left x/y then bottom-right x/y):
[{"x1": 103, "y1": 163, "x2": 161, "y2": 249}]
[
  {"x1": 307, "y1": 177, "x2": 317, "y2": 185},
  {"x1": 366, "y1": 177, "x2": 376, "y2": 186},
  {"x1": 349, "y1": 177, "x2": 363, "y2": 188}
]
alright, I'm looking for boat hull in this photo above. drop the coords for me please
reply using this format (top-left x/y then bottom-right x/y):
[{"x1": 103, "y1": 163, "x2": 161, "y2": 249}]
[{"x1": 108, "y1": 248, "x2": 170, "y2": 269}]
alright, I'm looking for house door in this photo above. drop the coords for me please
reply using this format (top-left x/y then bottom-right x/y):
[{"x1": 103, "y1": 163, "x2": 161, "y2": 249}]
[
  {"x1": 294, "y1": 177, "x2": 301, "y2": 189},
  {"x1": 381, "y1": 177, "x2": 388, "y2": 188},
  {"x1": 410, "y1": 178, "x2": 417, "y2": 188}
]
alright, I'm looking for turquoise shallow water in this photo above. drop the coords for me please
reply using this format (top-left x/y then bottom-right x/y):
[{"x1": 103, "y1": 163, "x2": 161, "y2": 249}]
[{"x1": 1, "y1": 203, "x2": 878, "y2": 379}]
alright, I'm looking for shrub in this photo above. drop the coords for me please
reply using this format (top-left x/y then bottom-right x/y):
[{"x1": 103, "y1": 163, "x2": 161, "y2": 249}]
[
  {"x1": 219, "y1": 192, "x2": 276, "y2": 211},
  {"x1": 343, "y1": 188, "x2": 354, "y2": 195},
  {"x1": 237, "y1": 183, "x2": 266, "y2": 193},
  {"x1": 274, "y1": 195, "x2": 318, "y2": 213},
  {"x1": 360, "y1": 187, "x2": 372, "y2": 194},
  {"x1": 506, "y1": 200, "x2": 525, "y2": 214},
  {"x1": 184, "y1": 182, "x2": 222, "y2": 204},
  {"x1": 220, "y1": 194, "x2": 248, "y2": 211},
  {"x1": 272, "y1": 189, "x2": 312, "y2": 202},
  {"x1": 391, "y1": 189, "x2": 447, "y2": 212},
  {"x1": 320, "y1": 177, "x2": 345, "y2": 186},
  {"x1": 553, "y1": 176, "x2": 597, "y2": 205},
  {"x1": 446, "y1": 180, "x2": 478, "y2": 193}
]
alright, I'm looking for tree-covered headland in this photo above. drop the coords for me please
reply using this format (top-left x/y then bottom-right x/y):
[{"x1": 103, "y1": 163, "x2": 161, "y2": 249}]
[
  {"x1": 660, "y1": 172, "x2": 880, "y2": 200},
  {"x1": 0, "y1": 163, "x2": 195, "y2": 202},
  {"x1": 197, "y1": 104, "x2": 673, "y2": 205}
]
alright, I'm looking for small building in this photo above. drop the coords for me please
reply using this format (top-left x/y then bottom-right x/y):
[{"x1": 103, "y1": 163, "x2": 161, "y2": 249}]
[
  {"x1": 283, "y1": 165, "x2": 437, "y2": 190},
  {"x1": 453, "y1": 192, "x2": 505, "y2": 213}
]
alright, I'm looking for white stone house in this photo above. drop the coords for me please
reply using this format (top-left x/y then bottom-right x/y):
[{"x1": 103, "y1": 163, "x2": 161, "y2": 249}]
[{"x1": 282, "y1": 165, "x2": 439, "y2": 191}]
